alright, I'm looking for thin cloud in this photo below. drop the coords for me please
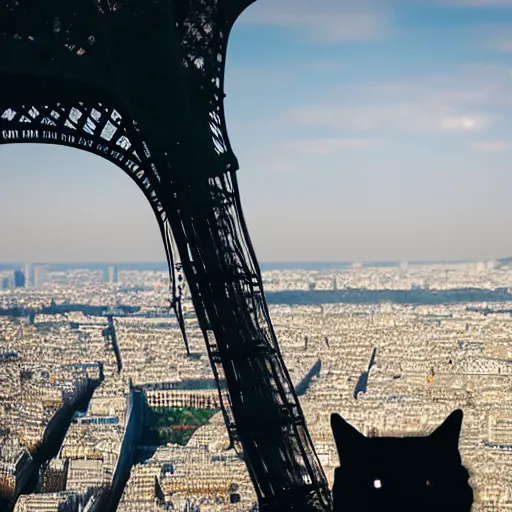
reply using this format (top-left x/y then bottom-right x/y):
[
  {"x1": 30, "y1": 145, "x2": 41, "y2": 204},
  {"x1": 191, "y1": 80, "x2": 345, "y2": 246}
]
[
  {"x1": 240, "y1": 0, "x2": 391, "y2": 42},
  {"x1": 362, "y1": 64, "x2": 512, "y2": 107},
  {"x1": 484, "y1": 33, "x2": 512, "y2": 52},
  {"x1": 307, "y1": 60, "x2": 345, "y2": 71},
  {"x1": 282, "y1": 138, "x2": 381, "y2": 155},
  {"x1": 289, "y1": 104, "x2": 489, "y2": 134},
  {"x1": 465, "y1": 23, "x2": 512, "y2": 53},
  {"x1": 441, "y1": 116, "x2": 486, "y2": 131},
  {"x1": 265, "y1": 160, "x2": 299, "y2": 173},
  {"x1": 282, "y1": 64, "x2": 512, "y2": 136},
  {"x1": 489, "y1": 39, "x2": 512, "y2": 52},
  {"x1": 435, "y1": 0, "x2": 512, "y2": 5},
  {"x1": 475, "y1": 140, "x2": 512, "y2": 151}
]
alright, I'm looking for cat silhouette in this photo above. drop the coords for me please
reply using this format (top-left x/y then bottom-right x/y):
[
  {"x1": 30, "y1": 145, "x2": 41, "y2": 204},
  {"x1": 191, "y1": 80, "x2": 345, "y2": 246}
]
[{"x1": 331, "y1": 409, "x2": 474, "y2": 511}]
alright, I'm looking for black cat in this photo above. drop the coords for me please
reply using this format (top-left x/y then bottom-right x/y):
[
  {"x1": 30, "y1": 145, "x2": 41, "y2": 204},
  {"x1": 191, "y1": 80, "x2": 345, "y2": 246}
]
[{"x1": 331, "y1": 409, "x2": 474, "y2": 511}]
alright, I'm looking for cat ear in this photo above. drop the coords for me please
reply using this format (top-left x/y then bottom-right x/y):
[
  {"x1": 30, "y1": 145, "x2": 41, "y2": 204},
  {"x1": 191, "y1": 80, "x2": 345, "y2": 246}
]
[
  {"x1": 331, "y1": 413, "x2": 365, "y2": 459},
  {"x1": 429, "y1": 409, "x2": 463, "y2": 447}
]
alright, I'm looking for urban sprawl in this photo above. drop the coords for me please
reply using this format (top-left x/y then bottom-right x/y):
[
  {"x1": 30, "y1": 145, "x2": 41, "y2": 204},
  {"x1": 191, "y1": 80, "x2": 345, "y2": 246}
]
[{"x1": 0, "y1": 261, "x2": 511, "y2": 511}]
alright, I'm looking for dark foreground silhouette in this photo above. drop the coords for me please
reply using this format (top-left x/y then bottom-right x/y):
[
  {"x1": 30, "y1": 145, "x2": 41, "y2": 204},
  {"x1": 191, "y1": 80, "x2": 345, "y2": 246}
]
[{"x1": 331, "y1": 409, "x2": 474, "y2": 511}]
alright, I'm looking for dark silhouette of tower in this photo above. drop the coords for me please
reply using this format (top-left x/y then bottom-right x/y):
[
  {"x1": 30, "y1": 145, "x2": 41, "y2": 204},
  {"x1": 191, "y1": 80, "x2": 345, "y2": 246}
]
[{"x1": 0, "y1": 2, "x2": 331, "y2": 510}]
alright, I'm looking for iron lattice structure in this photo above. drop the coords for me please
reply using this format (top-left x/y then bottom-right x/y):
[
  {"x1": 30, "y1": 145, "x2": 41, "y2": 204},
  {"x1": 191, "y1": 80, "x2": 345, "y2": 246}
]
[{"x1": 0, "y1": 1, "x2": 332, "y2": 510}]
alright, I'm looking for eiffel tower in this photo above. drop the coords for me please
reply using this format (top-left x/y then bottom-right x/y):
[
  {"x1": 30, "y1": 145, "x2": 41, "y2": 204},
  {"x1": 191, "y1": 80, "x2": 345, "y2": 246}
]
[{"x1": 0, "y1": 1, "x2": 332, "y2": 510}]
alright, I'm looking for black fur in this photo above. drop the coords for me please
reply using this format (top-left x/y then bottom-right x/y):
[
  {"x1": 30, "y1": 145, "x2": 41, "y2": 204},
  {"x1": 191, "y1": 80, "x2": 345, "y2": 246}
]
[{"x1": 331, "y1": 409, "x2": 474, "y2": 511}]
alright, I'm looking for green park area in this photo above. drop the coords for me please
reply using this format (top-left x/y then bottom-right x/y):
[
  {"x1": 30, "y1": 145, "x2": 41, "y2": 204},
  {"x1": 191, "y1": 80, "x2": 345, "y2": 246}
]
[{"x1": 148, "y1": 407, "x2": 219, "y2": 446}]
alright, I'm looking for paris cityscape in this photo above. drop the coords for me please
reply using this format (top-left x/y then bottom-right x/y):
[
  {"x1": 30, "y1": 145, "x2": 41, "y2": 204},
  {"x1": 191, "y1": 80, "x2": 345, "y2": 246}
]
[
  {"x1": 0, "y1": 260, "x2": 511, "y2": 510},
  {"x1": 1, "y1": 0, "x2": 512, "y2": 509}
]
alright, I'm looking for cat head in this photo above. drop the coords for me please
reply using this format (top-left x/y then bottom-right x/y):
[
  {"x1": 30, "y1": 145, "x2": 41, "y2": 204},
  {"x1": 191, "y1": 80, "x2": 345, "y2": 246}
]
[
  {"x1": 331, "y1": 409, "x2": 464, "y2": 457},
  {"x1": 330, "y1": 409, "x2": 473, "y2": 512}
]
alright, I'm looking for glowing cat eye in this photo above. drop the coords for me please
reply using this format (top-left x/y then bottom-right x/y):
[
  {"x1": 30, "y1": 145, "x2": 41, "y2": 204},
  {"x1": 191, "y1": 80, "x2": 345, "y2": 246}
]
[{"x1": 373, "y1": 479, "x2": 382, "y2": 489}]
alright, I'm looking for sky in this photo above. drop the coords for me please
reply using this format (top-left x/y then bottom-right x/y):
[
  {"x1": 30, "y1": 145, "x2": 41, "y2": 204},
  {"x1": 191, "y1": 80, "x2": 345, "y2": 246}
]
[{"x1": 2, "y1": 0, "x2": 512, "y2": 263}]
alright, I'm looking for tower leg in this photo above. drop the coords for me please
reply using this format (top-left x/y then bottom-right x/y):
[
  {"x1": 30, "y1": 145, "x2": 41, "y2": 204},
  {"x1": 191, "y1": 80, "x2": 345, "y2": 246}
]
[{"x1": 162, "y1": 172, "x2": 331, "y2": 510}]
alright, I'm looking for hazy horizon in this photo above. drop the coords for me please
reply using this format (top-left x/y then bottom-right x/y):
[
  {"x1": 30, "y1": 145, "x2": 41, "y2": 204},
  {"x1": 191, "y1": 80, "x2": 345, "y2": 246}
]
[
  {"x1": 2, "y1": 0, "x2": 512, "y2": 263},
  {"x1": 0, "y1": 257, "x2": 495, "y2": 267}
]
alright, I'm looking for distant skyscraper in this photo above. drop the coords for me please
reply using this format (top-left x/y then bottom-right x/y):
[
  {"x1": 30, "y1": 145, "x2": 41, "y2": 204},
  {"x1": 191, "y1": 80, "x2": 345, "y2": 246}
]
[
  {"x1": 108, "y1": 265, "x2": 119, "y2": 284},
  {"x1": 13, "y1": 270, "x2": 25, "y2": 288},
  {"x1": 33, "y1": 265, "x2": 46, "y2": 288},
  {"x1": 23, "y1": 263, "x2": 34, "y2": 286},
  {"x1": 0, "y1": 276, "x2": 9, "y2": 290}
]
